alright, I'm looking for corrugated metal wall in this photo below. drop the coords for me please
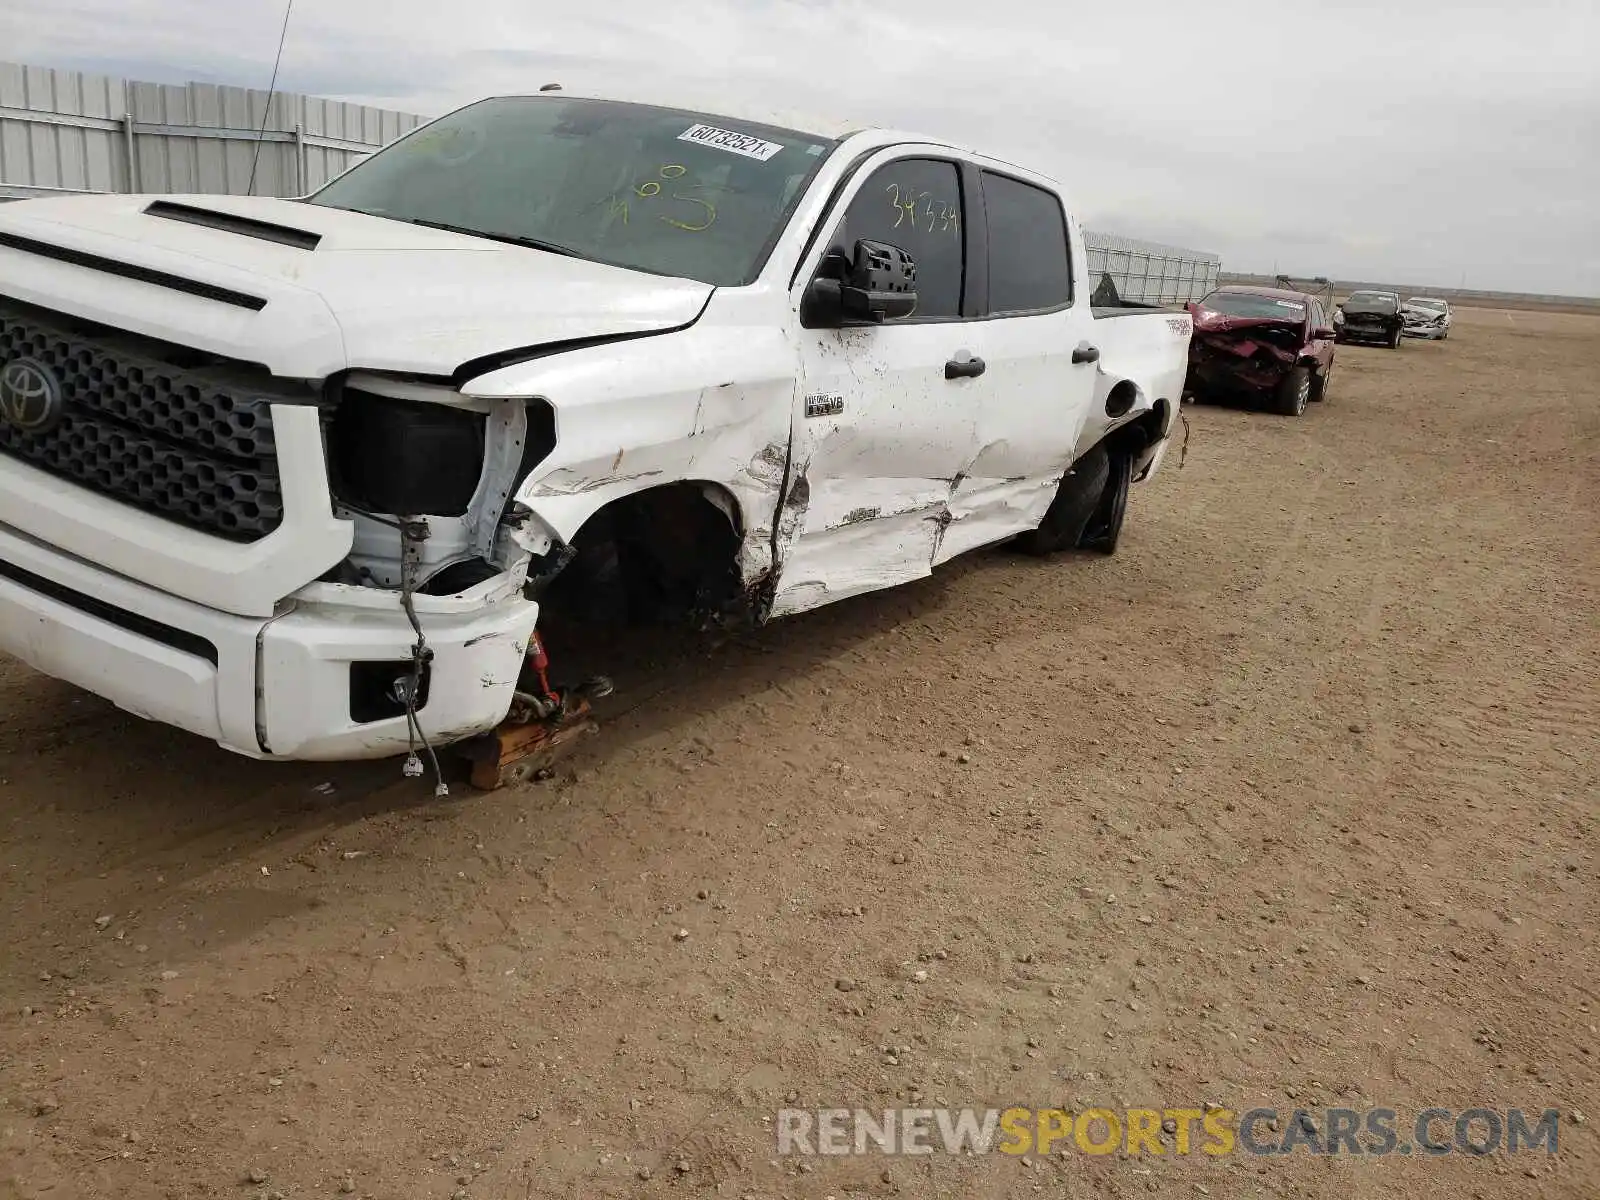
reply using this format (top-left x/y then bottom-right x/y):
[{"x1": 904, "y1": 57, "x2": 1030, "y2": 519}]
[
  {"x1": 1083, "y1": 230, "x2": 1221, "y2": 306},
  {"x1": 0, "y1": 61, "x2": 423, "y2": 200}
]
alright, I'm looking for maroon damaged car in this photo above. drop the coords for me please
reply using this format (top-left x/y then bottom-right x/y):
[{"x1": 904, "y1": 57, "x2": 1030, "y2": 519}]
[{"x1": 1182, "y1": 285, "x2": 1337, "y2": 416}]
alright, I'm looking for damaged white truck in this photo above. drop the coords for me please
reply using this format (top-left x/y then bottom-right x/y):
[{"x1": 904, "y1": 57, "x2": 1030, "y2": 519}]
[{"x1": 0, "y1": 92, "x2": 1190, "y2": 788}]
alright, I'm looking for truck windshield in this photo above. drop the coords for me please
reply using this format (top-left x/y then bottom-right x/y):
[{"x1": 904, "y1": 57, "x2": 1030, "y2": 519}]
[
  {"x1": 1201, "y1": 293, "x2": 1306, "y2": 318},
  {"x1": 308, "y1": 96, "x2": 837, "y2": 287}
]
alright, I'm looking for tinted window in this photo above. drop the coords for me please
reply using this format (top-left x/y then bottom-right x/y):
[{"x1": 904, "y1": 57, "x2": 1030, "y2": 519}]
[
  {"x1": 834, "y1": 157, "x2": 965, "y2": 319},
  {"x1": 982, "y1": 171, "x2": 1072, "y2": 313},
  {"x1": 311, "y1": 96, "x2": 835, "y2": 287}
]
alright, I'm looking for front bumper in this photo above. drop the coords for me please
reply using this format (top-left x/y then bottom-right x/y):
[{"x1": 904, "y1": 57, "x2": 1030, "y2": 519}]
[
  {"x1": 0, "y1": 520, "x2": 538, "y2": 761},
  {"x1": 1402, "y1": 323, "x2": 1447, "y2": 338},
  {"x1": 1186, "y1": 349, "x2": 1294, "y2": 395},
  {"x1": 1336, "y1": 324, "x2": 1397, "y2": 341}
]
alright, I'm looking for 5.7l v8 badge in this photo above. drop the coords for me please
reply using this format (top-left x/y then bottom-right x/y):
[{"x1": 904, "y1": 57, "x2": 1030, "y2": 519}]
[{"x1": 804, "y1": 393, "x2": 844, "y2": 419}]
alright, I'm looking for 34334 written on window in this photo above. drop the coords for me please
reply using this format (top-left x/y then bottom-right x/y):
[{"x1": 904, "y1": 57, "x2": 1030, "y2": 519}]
[{"x1": 836, "y1": 157, "x2": 965, "y2": 319}]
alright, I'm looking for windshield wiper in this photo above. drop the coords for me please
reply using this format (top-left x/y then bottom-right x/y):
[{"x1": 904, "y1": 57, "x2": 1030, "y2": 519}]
[{"x1": 398, "y1": 216, "x2": 581, "y2": 258}]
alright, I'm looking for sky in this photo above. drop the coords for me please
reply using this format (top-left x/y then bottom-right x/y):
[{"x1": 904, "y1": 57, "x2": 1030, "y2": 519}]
[{"x1": 3, "y1": 0, "x2": 1597, "y2": 296}]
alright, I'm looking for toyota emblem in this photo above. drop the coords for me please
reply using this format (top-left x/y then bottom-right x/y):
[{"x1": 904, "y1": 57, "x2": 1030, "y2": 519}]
[{"x1": 0, "y1": 357, "x2": 67, "y2": 435}]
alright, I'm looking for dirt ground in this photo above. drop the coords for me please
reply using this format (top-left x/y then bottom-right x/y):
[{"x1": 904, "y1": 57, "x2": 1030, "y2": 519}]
[{"x1": 1, "y1": 306, "x2": 1596, "y2": 1200}]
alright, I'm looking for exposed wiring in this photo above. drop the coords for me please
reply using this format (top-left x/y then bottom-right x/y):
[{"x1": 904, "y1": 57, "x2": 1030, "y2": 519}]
[
  {"x1": 246, "y1": 0, "x2": 296, "y2": 197},
  {"x1": 399, "y1": 518, "x2": 448, "y2": 796}
]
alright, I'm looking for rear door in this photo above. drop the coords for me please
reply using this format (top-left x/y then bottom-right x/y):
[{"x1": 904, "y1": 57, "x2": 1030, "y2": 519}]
[
  {"x1": 933, "y1": 167, "x2": 1099, "y2": 565},
  {"x1": 773, "y1": 151, "x2": 985, "y2": 615}
]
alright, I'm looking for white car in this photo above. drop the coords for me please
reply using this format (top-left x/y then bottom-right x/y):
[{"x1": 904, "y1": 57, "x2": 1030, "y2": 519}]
[
  {"x1": 0, "y1": 90, "x2": 1191, "y2": 778},
  {"x1": 1401, "y1": 296, "x2": 1453, "y2": 340}
]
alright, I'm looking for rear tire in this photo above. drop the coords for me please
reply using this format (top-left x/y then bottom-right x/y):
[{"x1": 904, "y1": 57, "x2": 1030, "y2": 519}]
[
  {"x1": 1273, "y1": 366, "x2": 1311, "y2": 416},
  {"x1": 1078, "y1": 448, "x2": 1131, "y2": 555},
  {"x1": 1015, "y1": 442, "x2": 1111, "y2": 556}
]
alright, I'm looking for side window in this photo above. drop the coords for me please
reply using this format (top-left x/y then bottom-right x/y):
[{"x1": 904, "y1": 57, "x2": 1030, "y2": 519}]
[
  {"x1": 834, "y1": 157, "x2": 965, "y2": 319},
  {"x1": 981, "y1": 170, "x2": 1073, "y2": 313}
]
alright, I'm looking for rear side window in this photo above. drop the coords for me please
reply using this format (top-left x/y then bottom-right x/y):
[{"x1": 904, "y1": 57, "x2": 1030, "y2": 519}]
[
  {"x1": 982, "y1": 171, "x2": 1073, "y2": 313},
  {"x1": 835, "y1": 157, "x2": 965, "y2": 319}
]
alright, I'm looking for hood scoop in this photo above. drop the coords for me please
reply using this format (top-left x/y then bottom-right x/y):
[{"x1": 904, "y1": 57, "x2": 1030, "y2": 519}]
[
  {"x1": 0, "y1": 230, "x2": 268, "y2": 311},
  {"x1": 144, "y1": 200, "x2": 322, "y2": 250}
]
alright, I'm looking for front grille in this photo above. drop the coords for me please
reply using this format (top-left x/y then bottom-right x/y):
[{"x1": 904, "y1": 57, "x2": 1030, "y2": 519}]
[{"x1": 0, "y1": 301, "x2": 283, "y2": 541}]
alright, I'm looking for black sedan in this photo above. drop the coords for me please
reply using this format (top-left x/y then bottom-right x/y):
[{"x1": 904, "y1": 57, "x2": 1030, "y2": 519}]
[{"x1": 1334, "y1": 290, "x2": 1405, "y2": 348}]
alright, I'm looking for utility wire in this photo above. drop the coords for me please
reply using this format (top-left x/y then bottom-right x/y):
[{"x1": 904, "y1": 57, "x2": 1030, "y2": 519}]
[{"x1": 246, "y1": 0, "x2": 296, "y2": 197}]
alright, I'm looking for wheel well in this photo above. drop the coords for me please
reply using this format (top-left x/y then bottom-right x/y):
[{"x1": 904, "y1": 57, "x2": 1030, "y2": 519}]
[
  {"x1": 1105, "y1": 397, "x2": 1170, "y2": 460},
  {"x1": 537, "y1": 481, "x2": 746, "y2": 627}
]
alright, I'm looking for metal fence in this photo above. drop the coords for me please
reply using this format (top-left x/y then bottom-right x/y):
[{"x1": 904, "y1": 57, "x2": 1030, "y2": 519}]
[
  {"x1": 1083, "y1": 231, "x2": 1221, "y2": 307},
  {"x1": 0, "y1": 61, "x2": 423, "y2": 201}
]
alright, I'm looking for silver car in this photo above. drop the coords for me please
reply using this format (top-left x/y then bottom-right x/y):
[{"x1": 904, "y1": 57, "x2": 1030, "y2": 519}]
[{"x1": 1401, "y1": 296, "x2": 1453, "y2": 340}]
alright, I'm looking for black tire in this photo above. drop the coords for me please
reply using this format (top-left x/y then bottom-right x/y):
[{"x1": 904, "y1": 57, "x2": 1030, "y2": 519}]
[
  {"x1": 1078, "y1": 448, "x2": 1131, "y2": 555},
  {"x1": 1273, "y1": 365, "x2": 1311, "y2": 416},
  {"x1": 1015, "y1": 442, "x2": 1111, "y2": 556},
  {"x1": 1310, "y1": 360, "x2": 1332, "y2": 402}
]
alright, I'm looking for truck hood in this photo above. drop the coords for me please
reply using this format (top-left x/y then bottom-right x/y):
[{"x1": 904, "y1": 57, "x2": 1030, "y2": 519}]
[
  {"x1": 0, "y1": 193, "x2": 713, "y2": 379},
  {"x1": 1189, "y1": 306, "x2": 1305, "y2": 366}
]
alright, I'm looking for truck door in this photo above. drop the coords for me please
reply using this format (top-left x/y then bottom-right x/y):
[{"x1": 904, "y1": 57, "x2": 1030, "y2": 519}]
[
  {"x1": 932, "y1": 168, "x2": 1099, "y2": 565},
  {"x1": 771, "y1": 152, "x2": 983, "y2": 617}
]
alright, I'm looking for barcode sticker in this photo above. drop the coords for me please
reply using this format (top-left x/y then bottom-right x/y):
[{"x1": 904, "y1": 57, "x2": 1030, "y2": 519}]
[{"x1": 677, "y1": 124, "x2": 785, "y2": 161}]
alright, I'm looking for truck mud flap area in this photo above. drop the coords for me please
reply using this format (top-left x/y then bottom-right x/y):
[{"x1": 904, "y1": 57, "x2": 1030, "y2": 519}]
[{"x1": 454, "y1": 632, "x2": 614, "y2": 790}]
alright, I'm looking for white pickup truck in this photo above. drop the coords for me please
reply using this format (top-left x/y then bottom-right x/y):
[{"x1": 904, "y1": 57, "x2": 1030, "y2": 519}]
[{"x1": 0, "y1": 91, "x2": 1190, "y2": 778}]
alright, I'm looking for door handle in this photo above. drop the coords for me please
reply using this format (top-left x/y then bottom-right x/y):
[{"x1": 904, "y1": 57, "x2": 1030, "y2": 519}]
[
  {"x1": 945, "y1": 355, "x2": 986, "y2": 380},
  {"x1": 1072, "y1": 343, "x2": 1101, "y2": 365}
]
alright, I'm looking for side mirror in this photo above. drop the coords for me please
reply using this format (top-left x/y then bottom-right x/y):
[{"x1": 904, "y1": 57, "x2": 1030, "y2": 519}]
[
  {"x1": 841, "y1": 238, "x2": 917, "y2": 322},
  {"x1": 802, "y1": 239, "x2": 918, "y2": 327},
  {"x1": 1314, "y1": 326, "x2": 1337, "y2": 340}
]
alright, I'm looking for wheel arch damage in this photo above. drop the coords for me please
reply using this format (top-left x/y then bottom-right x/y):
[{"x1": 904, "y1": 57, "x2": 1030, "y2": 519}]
[
  {"x1": 1106, "y1": 395, "x2": 1172, "y2": 481},
  {"x1": 528, "y1": 477, "x2": 755, "y2": 627},
  {"x1": 455, "y1": 319, "x2": 805, "y2": 627},
  {"x1": 1075, "y1": 368, "x2": 1175, "y2": 479}
]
